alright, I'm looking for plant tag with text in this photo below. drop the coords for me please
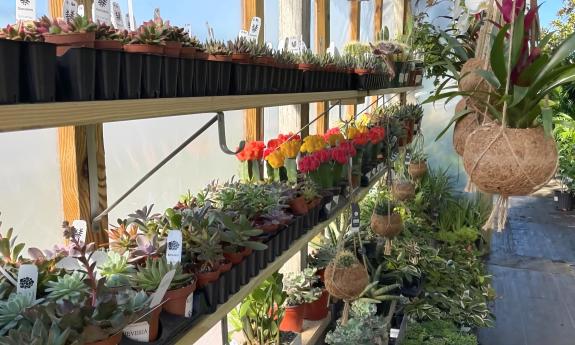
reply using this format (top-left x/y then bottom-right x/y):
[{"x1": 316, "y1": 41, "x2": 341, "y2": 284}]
[
  {"x1": 62, "y1": 0, "x2": 78, "y2": 21},
  {"x1": 390, "y1": 328, "x2": 399, "y2": 338},
  {"x1": 248, "y1": 17, "x2": 261, "y2": 40},
  {"x1": 153, "y1": 8, "x2": 160, "y2": 21},
  {"x1": 185, "y1": 292, "x2": 194, "y2": 317},
  {"x1": 324, "y1": 202, "x2": 332, "y2": 214},
  {"x1": 166, "y1": 230, "x2": 182, "y2": 264},
  {"x1": 238, "y1": 29, "x2": 249, "y2": 39},
  {"x1": 17, "y1": 264, "x2": 38, "y2": 300},
  {"x1": 111, "y1": 2, "x2": 125, "y2": 29},
  {"x1": 72, "y1": 220, "x2": 87, "y2": 243},
  {"x1": 77, "y1": 4, "x2": 84, "y2": 16},
  {"x1": 150, "y1": 270, "x2": 175, "y2": 308},
  {"x1": 350, "y1": 203, "x2": 360, "y2": 234},
  {"x1": 123, "y1": 321, "x2": 150, "y2": 342},
  {"x1": 92, "y1": 0, "x2": 111, "y2": 25},
  {"x1": 288, "y1": 36, "x2": 300, "y2": 53},
  {"x1": 16, "y1": 0, "x2": 36, "y2": 21}
]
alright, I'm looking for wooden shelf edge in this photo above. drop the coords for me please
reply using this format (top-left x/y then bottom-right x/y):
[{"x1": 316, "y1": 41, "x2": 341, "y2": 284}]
[
  {"x1": 302, "y1": 313, "x2": 332, "y2": 345},
  {"x1": 174, "y1": 172, "x2": 384, "y2": 345},
  {"x1": 367, "y1": 86, "x2": 422, "y2": 96}
]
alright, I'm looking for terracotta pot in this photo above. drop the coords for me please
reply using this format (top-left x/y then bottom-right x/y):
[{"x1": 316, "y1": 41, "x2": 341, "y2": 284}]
[
  {"x1": 85, "y1": 333, "x2": 122, "y2": 345},
  {"x1": 304, "y1": 289, "x2": 329, "y2": 321},
  {"x1": 147, "y1": 305, "x2": 162, "y2": 341},
  {"x1": 298, "y1": 63, "x2": 314, "y2": 71},
  {"x1": 197, "y1": 269, "x2": 221, "y2": 288},
  {"x1": 354, "y1": 68, "x2": 370, "y2": 75},
  {"x1": 289, "y1": 196, "x2": 309, "y2": 215},
  {"x1": 307, "y1": 197, "x2": 321, "y2": 209},
  {"x1": 232, "y1": 53, "x2": 251, "y2": 63},
  {"x1": 351, "y1": 174, "x2": 361, "y2": 188},
  {"x1": 254, "y1": 56, "x2": 275, "y2": 65},
  {"x1": 224, "y1": 251, "x2": 244, "y2": 265},
  {"x1": 181, "y1": 47, "x2": 197, "y2": 59},
  {"x1": 256, "y1": 222, "x2": 280, "y2": 233},
  {"x1": 279, "y1": 304, "x2": 305, "y2": 333},
  {"x1": 164, "y1": 41, "x2": 182, "y2": 57},
  {"x1": 43, "y1": 32, "x2": 96, "y2": 56},
  {"x1": 241, "y1": 247, "x2": 253, "y2": 257},
  {"x1": 371, "y1": 212, "x2": 403, "y2": 238},
  {"x1": 408, "y1": 160, "x2": 428, "y2": 180},
  {"x1": 123, "y1": 44, "x2": 165, "y2": 55},
  {"x1": 324, "y1": 262, "x2": 369, "y2": 300},
  {"x1": 207, "y1": 54, "x2": 232, "y2": 62},
  {"x1": 163, "y1": 282, "x2": 197, "y2": 316},
  {"x1": 94, "y1": 39, "x2": 122, "y2": 51},
  {"x1": 219, "y1": 260, "x2": 233, "y2": 273},
  {"x1": 195, "y1": 51, "x2": 208, "y2": 60}
]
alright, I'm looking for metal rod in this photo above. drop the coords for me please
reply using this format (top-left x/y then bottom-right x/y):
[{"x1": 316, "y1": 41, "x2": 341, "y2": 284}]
[
  {"x1": 278, "y1": 100, "x2": 340, "y2": 143},
  {"x1": 93, "y1": 115, "x2": 219, "y2": 224}
]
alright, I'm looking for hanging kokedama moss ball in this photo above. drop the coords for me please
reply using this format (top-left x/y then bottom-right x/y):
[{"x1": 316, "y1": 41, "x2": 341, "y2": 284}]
[
  {"x1": 324, "y1": 250, "x2": 369, "y2": 301},
  {"x1": 408, "y1": 160, "x2": 428, "y2": 180},
  {"x1": 453, "y1": 98, "x2": 483, "y2": 156},
  {"x1": 371, "y1": 209, "x2": 403, "y2": 255},
  {"x1": 392, "y1": 181, "x2": 415, "y2": 201},
  {"x1": 458, "y1": 58, "x2": 491, "y2": 111}
]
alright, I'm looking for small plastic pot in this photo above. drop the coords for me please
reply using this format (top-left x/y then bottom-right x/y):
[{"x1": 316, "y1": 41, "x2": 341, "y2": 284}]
[
  {"x1": 56, "y1": 47, "x2": 95, "y2": 101},
  {"x1": 247, "y1": 251, "x2": 258, "y2": 278},
  {"x1": 238, "y1": 257, "x2": 249, "y2": 286},
  {"x1": 178, "y1": 57, "x2": 194, "y2": 97},
  {"x1": 224, "y1": 251, "x2": 244, "y2": 265},
  {"x1": 161, "y1": 56, "x2": 179, "y2": 97},
  {"x1": 95, "y1": 49, "x2": 121, "y2": 100},
  {"x1": 279, "y1": 304, "x2": 305, "y2": 333},
  {"x1": 197, "y1": 270, "x2": 221, "y2": 289},
  {"x1": 289, "y1": 196, "x2": 309, "y2": 216},
  {"x1": 201, "y1": 281, "x2": 219, "y2": 313},
  {"x1": 120, "y1": 52, "x2": 142, "y2": 99},
  {"x1": 164, "y1": 41, "x2": 182, "y2": 58},
  {"x1": 193, "y1": 52, "x2": 209, "y2": 96},
  {"x1": 163, "y1": 282, "x2": 197, "y2": 316},
  {"x1": 227, "y1": 265, "x2": 241, "y2": 295},
  {"x1": 141, "y1": 54, "x2": 162, "y2": 98},
  {"x1": 0, "y1": 40, "x2": 20, "y2": 104},
  {"x1": 44, "y1": 31, "x2": 96, "y2": 56},
  {"x1": 218, "y1": 270, "x2": 230, "y2": 304},
  {"x1": 20, "y1": 41, "x2": 56, "y2": 103}
]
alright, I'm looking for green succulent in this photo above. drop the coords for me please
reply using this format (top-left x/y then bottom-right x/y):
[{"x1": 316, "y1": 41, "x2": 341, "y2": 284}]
[
  {"x1": 45, "y1": 271, "x2": 89, "y2": 304},
  {"x1": 0, "y1": 318, "x2": 71, "y2": 345},
  {"x1": 204, "y1": 39, "x2": 231, "y2": 55},
  {"x1": 0, "y1": 294, "x2": 43, "y2": 335},
  {"x1": 334, "y1": 250, "x2": 358, "y2": 268},
  {"x1": 131, "y1": 257, "x2": 193, "y2": 292},
  {"x1": 0, "y1": 219, "x2": 25, "y2": 264},
  {"x1": 298, "y1": 49, "x2": 319, "y2": 65},
  {"x1": 189, "y1": 228, "x2": 224, "y2": 273},
  {"x1": 282, "y1": 268, "x2": 322, "y2": 306},
  {"x1": 99, "y1": 252, "x2": 136, "y2": 288}
]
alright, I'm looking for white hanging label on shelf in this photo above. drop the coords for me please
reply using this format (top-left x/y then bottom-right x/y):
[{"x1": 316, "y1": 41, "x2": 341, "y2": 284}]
[
  {"x1": 72, "y1": 220, "x2": 87, "y2": 243},
  {"x1": 248, "y1": 17, "x2": 261, "y2": 41},
  {"x1": 16, "y1": 0, "x2": 36, "y2": 21},
  {"x1": 153, "y1": 8, "x2": 161, "y2": 21},
  {"x1": 390, "y1": 328, "x2": 400, "y2": 338},
  {"x1": 62, "y1": 0, "x2": 78, "y2": 21},
  {"x1": 166, "y1": 230, "x2": 182, "y2": 264},
  {"x1": 185, "y1": 292, "x2": 194, "y2": 317},
  {"x1": 124, "y1": 13, "x2": 131, "y2": 30},
  {"x1": 350, "y1": 203, "x2": 360, "y2": 233},
  {"x1": 238, "y1": 30, "x2": 249, "y2": 39},
  {"x1": 16, "y1": 264, "x2": 38, "y2": 300},
  {"x1": 324, "y1": 202, "x2": 332, "y2": 214},
  {"x1": 77, "y1": 4, "x2": 84, "y2": 16},
  {"x1": 92, "y1": 0, "x2": 111, "y2": 25},
  {"x1": 111, "y1": 2, "x2": 125, "y2": 30},
  {"x1": 150, "y1": 270, "x2": 176, "y2": 308},
  {"x1": 123, "y1": 321, "x2": 150, "y2": 342},
  {"x1": 287, "y1": 36, "x2": 300, "y2": 53}
]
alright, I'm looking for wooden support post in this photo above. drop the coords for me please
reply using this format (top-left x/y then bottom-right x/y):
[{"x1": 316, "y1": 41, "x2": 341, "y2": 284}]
[
  {"x1": 399, "y1": 0, "x2": 409, "y2": 106},
  {"x1": 279, "y1": 0, "x2": 311, "y2": 138},
  {"x1": 242, "y1": 0, "x2": 265, "y2": 141},
  {"x1": 371, "y1": 0, "x2": 383, "y2": 111},
  {"x1": 346, "y1": 0, "x2": 361, "y2": 120},
  {"x1": 314, "y1": 0, "x2": 330, "y2": 134}
]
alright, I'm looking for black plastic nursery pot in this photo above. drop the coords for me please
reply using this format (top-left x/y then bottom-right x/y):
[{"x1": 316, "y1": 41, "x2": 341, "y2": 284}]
[
  {"x1": 205, "y1": 56, "x2": 232, "y2": 96},
  {"x1": 0, "y1": 39, "x2": 20, "y2": 104},
  {"x1": 217, "y1": 270, "x2": 231, "y2": 304},
  {"x1": 247, "y1": 251, "x2": 259, "y2": 278},
  {"x1": 20, "y1": 41, "x2": 57, "y2": 103},
  {"x1": 280, "y1": 226, "x2": 290, "y2": 252},
  {"x1": 56, "y1": 47, "x2": 96, "y2": 101},
  {"x1": 161, "y1": 57, "x2": 179, "y2": 98},
  {"x1": 120, "y1": 52, "x2": 142, "y2": 99},
  {"x1": 230, "y1": 62, "x2": 252, "y2": 95},
  {"x1": 557, "y1": 191, "x2": 573, "y2": 211},
  {"x1": 238, "y1": 258, "x2": 249, "y2": 286},
  {"x1": 178, "y1": 57, "x2": 194, "y2": 97},
  {"x1": 201, "y1": 281, "x2": 219, "y2": 314},
  {"x1": 141, "y1": 54, "x2": 162, "y2": 98},
  {"x1": 227, "y1": 265, "x2": 240, "y2": 295},
  {"x1": 95, "y1": 49, "x2": 121, "y2": 100}
]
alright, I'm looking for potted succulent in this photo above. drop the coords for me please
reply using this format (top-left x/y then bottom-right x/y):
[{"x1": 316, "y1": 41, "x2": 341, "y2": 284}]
[
  {"x1": 249, "y1": 41, "x2": 276, "y2": 93},
  {"x1": 301, "y1": 268, "x2": 330, "y2": 321},
  {"x1": 163, "y1": 22, "x2": 185, "y2": 58},
  {"x1": 280, "y1": 269, "x2": 322, "y2": 333},
  {"x1": 189, "y1": 227, "x2": 224, "y2": 289},
  {"x1": 204, "y1": 39, "x2": 232, "y2": 95},
  {"x1": 131, "y1": 257, "x2": 196, "y2": 318},
  {"x1": 0, "y1": 26, "x2": 23, "y2": 104},
  {"x1": 407, "y1": 137, "x2": 428, "y2": 180},
  {"x1": 160, "y1": 22, "x2": 187, "y2": 97},
  {"x1": 99, "y1": 251, "x2": 136, "y2": 289},
  {"x1": 94, "y1": 22, "x2": 122, "y2": 51},
  {"x1": 179, "y1": 33, "x2": 202, "y2": 97},
  {"x1": 94, "y1": 23, "x2": 123, "y2": 100},
  {"x1": 228, "y1": 37, "x2": 254, "y2": 94},
  {"x1": 370, "y1": 200, "x2": 403, "y2": 255},
  {"x1": 41, "y1": 15, "x2": 97, "y2": 56},
  {"x1": 298, "y1": 49, "x2": 319, "y2": 92},
  {"x1": 0, "y1": 21, "x2": 56, "y2": 103}
]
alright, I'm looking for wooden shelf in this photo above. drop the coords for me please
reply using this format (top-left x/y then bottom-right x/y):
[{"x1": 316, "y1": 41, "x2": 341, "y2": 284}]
[
  {"x1": 174, "y1": 171, "x2": 384, "y2": 345},
  {"x1": 0, "y1": 87, "x2": 421, "y2": 133},
  {"x1": 301, "y1": 313, "x2": 332, "y2": 345}
]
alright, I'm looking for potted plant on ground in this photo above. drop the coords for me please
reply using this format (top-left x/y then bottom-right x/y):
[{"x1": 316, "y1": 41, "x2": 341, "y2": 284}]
[{"x1": 301, "y1": 268, "x2": 330, "y2": 321}]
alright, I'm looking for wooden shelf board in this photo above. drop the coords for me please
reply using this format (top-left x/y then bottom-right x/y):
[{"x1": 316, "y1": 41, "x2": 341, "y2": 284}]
[
  {"x1": 0, "y1": 86, "x2": 421, "y2": 133},
  {"x1": 302, "y1": 313, "x2": 331, "y2": 345},
  {"x1": 174, "y1": 172, "x2": 383, "y2": 345},
  {"x1": 367, "y1": 86, "x2": 421, "y2": 96}
]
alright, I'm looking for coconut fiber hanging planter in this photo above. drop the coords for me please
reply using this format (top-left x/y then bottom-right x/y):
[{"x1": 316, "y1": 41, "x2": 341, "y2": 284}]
[{"x1": 371, "y1": 206, "x2": 404, "y2": 255}]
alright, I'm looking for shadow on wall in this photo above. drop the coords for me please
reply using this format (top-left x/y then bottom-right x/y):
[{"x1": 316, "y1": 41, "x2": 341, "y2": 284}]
[{"x1": 414, "y1": 79, "x2": 468, "y2": 191}]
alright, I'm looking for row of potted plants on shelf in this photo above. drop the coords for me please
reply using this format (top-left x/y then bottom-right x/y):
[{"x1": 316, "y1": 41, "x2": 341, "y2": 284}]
[{"x1": 0, "y1": 15, "x2": 423, "y2": 104}]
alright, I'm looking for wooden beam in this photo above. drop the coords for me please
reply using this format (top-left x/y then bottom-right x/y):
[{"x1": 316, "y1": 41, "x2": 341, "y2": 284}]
[
  {"x1": 242, "y1": 0, "x2": 265, "y2": 141},
  {"x1": 347, "y1": 0, "x2": 361, "y2": 120},
  {"x1": 371, "y1": 0, "x2": 384, "y2": 111},
  {"x1": 315, "y1": 0, "x2": 330, "y2": 134}
]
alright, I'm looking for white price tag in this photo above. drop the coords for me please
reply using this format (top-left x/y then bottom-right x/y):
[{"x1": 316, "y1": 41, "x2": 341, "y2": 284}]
[
  {"x1": 92, "y1": 0, "x2": 111, "y2": 24},
  {"x1": 111, "y1": 2, "x2": 125, "y2": 29},
  {"x1": 185, "y1": 292, "x2": 194, "y2": 317},
  {"x1": 166, "y1": 230, "x2": 182, "y2": 264},
  {"x1": 333, "y1": 195, "x2": 340, "y2": 205},
  {"x1": 288, "y1": 36, "x2": 300, "y2": 54},
  {"x1": 248, "y1": 17, "x2": 261, "y2": 41},
  {"x1": 390, "y1": 328, "x2": 400, "y2": 338},
  {"x1": 238, "y1": 29, "x2": 249, "y2": 39},
  {"x1": 153, "y1": 8, "x2": 161, "y2": 21},
  {"x1": 350, "y1": 203, "x2": 360, "y2": 234},
  {"x1": 123, "y1": 321, "x2": 150, "y2": 342},
  {"x1": 62, "y1": 0, "x2": 78, "y2": 21},
  {"x1": 15, "y1": 0, "x2": 36, "y2": 21},
  {"x1": 17, "y1": 264, "x2": 38, "y2": 300},
  {"x1": 150, "y1": 270, "x2": 176, "y2": 308},
  {"x1": 326, "y1": 41, "x2": 335, "y2": 56},
  {"x1": 77, "y1": 4, "x2": 84, "y2": 16},
  {"x1": 554, "y1": 196, "x2": 559, "y2": 202},
  {"x1": 325, "y1": 202, "x2": 332, "y2": 214},
  {"x1": 72, "y1": 220, "x2": 87, "y2": 243}
]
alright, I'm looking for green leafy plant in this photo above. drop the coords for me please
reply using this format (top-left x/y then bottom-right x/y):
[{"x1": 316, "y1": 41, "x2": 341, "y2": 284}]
[
  {"x1": 131, "y1": 257, "x2": 193, "y2": 292},
  {"x1": 0, "y1": 294, "x2": 43, "y2": 336},
  {"x1": 0, "y1": 316, "x2": 72, "y2": 345},
  {"x1": 325, "y1": 300, "x2": 390, "y2": 345},
  {"x1": 189, "y1": 227, "x2": 224, "y2": 273},
  {"x1": 47, "y1": 15, "x2": 97, "y2": 34},
  {"x1": 404, "y1": 320, "x2": 478, "y2": 345}
]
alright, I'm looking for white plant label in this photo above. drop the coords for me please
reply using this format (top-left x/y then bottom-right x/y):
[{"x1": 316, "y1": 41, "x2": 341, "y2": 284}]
[
  {"x1": 77, "y1": 4, "x2": 84, "y2": 16},
  {"x1": 288, "y1": 36, "x2": 300, "y2": 54},
  {"x1": 166, "y1": 230, "x2": 182, "y2": 264},
  {"x1": 17, "y1": 264, "x2": 38, "y2": 300},
  {"x1": 390, "y1": 328, "x2": 400, "y2": 338},
  {"x1": 62, "y1": 0, "x2": 78, "y2": 21},
  {"x1": 324, "y1": 202, "x2": 332, "y2": 214},
  {"x1": 333, "y1": 195, "x2": 340, "y2": 205},
  {"x1": 0, "y1": 266, "x2": 17, "y2": 286},
  {"x1": 16, "y1": 0, "x2": 36, "y2": 21},
  {"x1": 554, "y1": 196, "x2": 559, "y2": 202},
  {"x1": 123, "y1": 321, "x2": 150, "y2": 342},
  {"x1": 185, "y1": 292, "x2": 194, "y2": 317},
  {"x1": 111, "y1": 2, "x2": 125, "y2": 30},
  {"x1": 238, "y1": 29, "x2": 249, "y2": 39},
  {"x1": 184, "y1": 24, "x2": 191, "y2": 34},
  {"x1": 72, "y1": 220, "x2": 87, "y2": 243},
  {"x1": 153, "y1": 8, "x2": 161, "y2": 21},
  {"x1": 92, "y1": 0, "x2": 111, "y2": 25},
  {"x1": 150, "y1": 270, "x2": 175, "y2": 308},
  {"x1": 248, "y1": 16, "x2": 261, "y2": 41},
  {"x1": 124, "y1": 14, "x2": 131, "y2": 30},
  {"x1": 350, "y1": 203, "x2": 360, "y2": 233}
]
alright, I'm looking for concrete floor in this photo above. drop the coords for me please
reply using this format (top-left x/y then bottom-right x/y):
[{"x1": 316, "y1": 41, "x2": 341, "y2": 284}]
[{"x1": 478, "y1": 184, "x2": 575, "y2": 345}]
